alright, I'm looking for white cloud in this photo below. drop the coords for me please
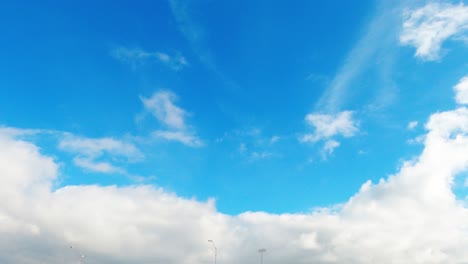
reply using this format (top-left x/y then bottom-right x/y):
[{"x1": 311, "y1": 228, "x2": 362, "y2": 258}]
[
  {"x1": 301, "y1": 111, "x2": 358, "y2": 143},
  {"x1": 59, "y1": 135, "x2": 142, "y2": 159},
  {"x1": 270, "y1": 135, "x2": 280, "y2": 144},
  {"x1": 239, "y1": 143, "x2": 247, "y2": 153},
  {"x1": 3, "y1": 84, "x2": 468, "y2": 263},
  {"x1": 400, "y1": 2, "x2": 468, "y2": 61},
  {"x1": 141, "y1": 90, "x2": 203, "y2": 147},
  {"x1": 407, "y1": 134, "x2": 425, "y2": 145},
  {"x1": 140, "y1": 91, "x2": 187, "y2": 130},
  {"x1": 316, "y1": 1, "x2": 400, "y2": 112},
  {"x1": 152, "y1": 130, "x2": 203, "y2": 148},
  {"x1": 111, "y1": 46, "x2": 188, "y2": 71},
  {"x1": 59, "y1": 135, "x2": 142, "y2": 174},
  {"x1": 223, "y1": 129, "x2": 279, "y2": 162},
  {"x1": 250, "y1": 151, "x2": 273, "y2": 161},
  {"x1": 238, "y1": 142, "x2": 274, "y2": 162},
  {"x1": 455, "y1": 76, "x2": 468, "y2": 105},
  {"x1": 0, "y1": 127, "x2": 43, "y2": 137},
  {"x1": 407, "y1": 120, "x2": 418, "y2": 130},
  {"x1": 301, "y1": 111, "x2": 358, "y2": 157},
  {"x1": 3, "y1": 58, "x2": 468, "y2": 263},
  {"x1": 73, "y1": 158, "x2": 124, "y2": 174},
  {"x1": 321, "y1": 140, "x2": 340, "y2": 159}
]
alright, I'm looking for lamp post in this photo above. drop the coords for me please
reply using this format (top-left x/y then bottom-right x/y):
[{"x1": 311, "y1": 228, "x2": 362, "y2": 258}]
[
  {"x1": 258, "y1": 248, "x2": 266, "y2": 264},
  {"x1": 208, "y1": 240, "x2": 217, "y2": 264}
]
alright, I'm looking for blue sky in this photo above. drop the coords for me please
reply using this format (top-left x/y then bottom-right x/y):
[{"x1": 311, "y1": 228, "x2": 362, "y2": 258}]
[
  {"x1": 0, "y1": 0, "x2": 379, "y2": 213},
  {"x1": 1, "y1": 0, "x2": 468, "y2": 263},
  {"x1": 0, "y1": 0, "x2": 467, "y2": 214}
]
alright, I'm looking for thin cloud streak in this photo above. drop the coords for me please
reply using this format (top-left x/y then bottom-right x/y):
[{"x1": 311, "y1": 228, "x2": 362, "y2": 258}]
[
  {"x1": 316, "y1": 1, "x2": 402, "y2": 113},
  {"x1": 168, "y1": 0, "x2": 240, "y2": 89},
  {"x1": 111, "y1": 46, "x2": 188, "y2": 71}
]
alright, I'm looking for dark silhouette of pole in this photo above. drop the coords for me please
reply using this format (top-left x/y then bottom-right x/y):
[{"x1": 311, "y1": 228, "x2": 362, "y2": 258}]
[
  {"x1": 208, "y1": 240, "x2": 217, "y2": 264},
  {"x1": 258, "y1": 248, "x2": 266, "y2": 264}
]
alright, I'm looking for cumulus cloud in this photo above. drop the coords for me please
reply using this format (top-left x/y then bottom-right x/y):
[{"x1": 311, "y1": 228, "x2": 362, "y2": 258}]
[
  {"x1": 3, "y1": 89, "x2": 468, "y2": 263},
  {"x1": 400, "y1": 2, "x2": 468, "y2": 61},
  {"x1": 141, "y1": 90, "x2": 203, "y2": 147},
  {"x1": 111, "y1": 46, "x2": 188, "y2": 71},
  {"x1": 455, "y1": 76, "x2": 468, "y2": 105},
  {"x1": 301, "y1": 111, "x2": 358, "y2": 143},
  {"x1": 301, "y1": 111, "x2": 358, "y2": 155}
]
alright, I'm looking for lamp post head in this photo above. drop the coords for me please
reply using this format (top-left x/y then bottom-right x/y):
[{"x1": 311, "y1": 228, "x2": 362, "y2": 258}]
[
  {"x1": 208, "y1": 240, "x2": 213, "y2": 242},
  {"x1": 258, "y1": 248, "x2": 267, "y2": 253}
]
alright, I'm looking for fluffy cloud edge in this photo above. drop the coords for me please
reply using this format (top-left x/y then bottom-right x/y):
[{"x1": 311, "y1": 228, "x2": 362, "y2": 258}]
[
  {"x1": 400, "y1": 2, "x2": 468, "y2": 61},
  {"x1": 301, "y1": 111, "x2": 358, "y2": 157},
  {"x1": 455, "y1": 76, "x2": 468, "y2": 105},
  {"x1": 301, "y1": 111, "x2": 358, "y2": 143}
]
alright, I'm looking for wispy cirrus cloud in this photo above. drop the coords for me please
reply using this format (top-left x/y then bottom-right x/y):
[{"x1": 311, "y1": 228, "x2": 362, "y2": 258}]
[
  {"x1": 219, "y1": 128, "x2": 280, "y2": 162},
  {"x1": 315, "y1": 2, "x2": 400, "y2": 113},
  {"x1": 152, "y1": 130, "x2": 203, "y2": 147},
  {"x1": 73, "y1": 157, "x2": 124, "y2": 174},
  {"x1": 59, "y1": 135, "x2": 142, "y2": 159},
  {"x1": 0, "y1": 127, "x2": 44, "y2": 137},
  {"x1": 140, "y1": 90, "x2": 203, "y2": 147},
  {"x1": 111, "y1": 46, "x2": 188, "y2": 71},
  {"x1": 168, "y1": 0, "x2": 239, "y2": 89},
  {"x1": 304, "y1": 2, "x2": 402, "y2": 159},
  {"x1": 59, "y1": 135, "x2": 143, "y2": 174},
  {"x1": 400, "y1": 2, "x2": 468, "y2": 61},
  {"x1": 238, "y1": 142, "x2": 275, "y2": 162}
]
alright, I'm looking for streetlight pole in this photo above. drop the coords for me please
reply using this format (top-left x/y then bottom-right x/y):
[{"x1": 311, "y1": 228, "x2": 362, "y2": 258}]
[
  {"x1": 208, "y1": 240, "x2": 217, "y2": 264},
  {"x1": 258, "y1": 248, "x2": 266, "y2": 264}
]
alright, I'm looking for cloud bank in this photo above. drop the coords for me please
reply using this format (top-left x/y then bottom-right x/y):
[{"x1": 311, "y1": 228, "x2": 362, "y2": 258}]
[{"x1": 2, "y1": 76, "x2": 468, "y2": 263}]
